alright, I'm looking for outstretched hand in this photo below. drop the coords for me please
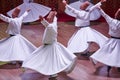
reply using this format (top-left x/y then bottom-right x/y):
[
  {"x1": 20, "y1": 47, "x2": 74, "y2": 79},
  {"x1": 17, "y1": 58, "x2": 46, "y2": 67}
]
[
  {"x1": 115, "y1": 8, "x2": 120, "y2": 19},
  {"x1": 39, "y1": 16, "x2": 44, "y2": 21},
  {"x1": 101, "y1": 0, "x2": 107, "y2": 3},
  {"x1": 62, "y1": 0, "x2": 67, "y2": 6},
  {"x1": 118, "y1": 8, "x2": 120, "y2": 11}
]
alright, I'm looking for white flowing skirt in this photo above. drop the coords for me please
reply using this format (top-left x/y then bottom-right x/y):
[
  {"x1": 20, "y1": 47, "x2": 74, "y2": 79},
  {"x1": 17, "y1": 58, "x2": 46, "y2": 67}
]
[
  {"x1": 22, "y1": 42, "x2": 77, "y2": 75},
  {"x1": 7, "y1": 2, "x2": 51, "y2": 22},
  {"x1": 90, "y1": 38, "x2": 120, "y2": 67},
  {"x1": 0, "y1": 34, "x2": 37, "y2": 61},
  {"x1": 67, "y1": 27, "x2": 108, "y2": 53}
]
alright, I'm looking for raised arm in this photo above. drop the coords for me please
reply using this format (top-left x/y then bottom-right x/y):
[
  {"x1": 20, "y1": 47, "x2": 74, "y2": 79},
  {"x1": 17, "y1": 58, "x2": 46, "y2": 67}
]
[
  {"x1": 0, "y1": 14, "x2": 11, "y2": 23},
  {"x1": 39, "y1": 16, "x2": 49, "y2": 27},
  {"x1": 52, "y1": 11, "x2": 57, "y2": 25},
  {"x1": 62, "y1": 0, "x2": 79, "y2": 15},
  {"x1": 99, "y1": 7, "x2": 113, "y2": 24},
  {"x1": 19, "y1": 9, "x2": 31, "y2": 19},
  {"x1": 115, "y1": 8, "x2": 120, "y2": 20},
  {"x1": 53, "y1": 16, "x2": 57, "y2": 24},
  {"x1": 89, "y1": 0, "x2": 106, "y2": 13}
]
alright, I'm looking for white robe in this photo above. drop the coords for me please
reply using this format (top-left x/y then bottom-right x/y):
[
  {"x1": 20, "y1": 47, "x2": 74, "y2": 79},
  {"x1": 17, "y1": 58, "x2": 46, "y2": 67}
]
[
  {"x1": 65, "y1": 1, "x2": 101, "y2": 21},
  {"x1": 22, "y1": 16, "x2": 77, "y2": 75},
  {"x1": 90, "y1": 9, "x2": 120, "y2": 67},
  {"x1": 7, "y1": 0, "x2": 51, "y2": 22},
  {"x1": 0, "y1": 11, "x2": 37, "y2": 61},
  {"x1": 66, "y1": 2, "x2": 108, "y2": 53}
]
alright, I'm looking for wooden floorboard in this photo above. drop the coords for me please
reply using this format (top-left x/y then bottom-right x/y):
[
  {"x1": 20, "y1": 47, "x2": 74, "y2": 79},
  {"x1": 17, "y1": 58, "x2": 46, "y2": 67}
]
[{"x1": 0, "y1": 21, "x2": 120, "y2": 80}]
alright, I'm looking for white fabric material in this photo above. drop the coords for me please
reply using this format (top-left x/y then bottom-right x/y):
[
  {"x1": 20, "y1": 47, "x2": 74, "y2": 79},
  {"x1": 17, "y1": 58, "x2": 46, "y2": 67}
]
[
  {"x1": 0, "y1": 12, "x2": 37, "y2": 61},
  {"x1": 0, "y1": 35, "x2": 36, "y2": 61},
  {"x1": 90, "y1": 39, "x2": 120, "y2": 67},
  {"x1": 67, "y1": 27, "x2": 108, "y2": 53},
  {"x1": 23, "y1": 0, "x2": 33, "y2": 3},
  {"x1": 100, "y1": 9, "x2": 120, "y2": 38},
  {"x1": 80, "y1": 0, "x2": 90, "y2": 2},
  {"x1": 22, "y1": 16, "x2": 77, "y2": 75},
  {"x1": 41, "y1": 17, "x2": 57, "y2": 44},
  {"x1": 65, "y1": 2, "x2": 101, "y2": 27},
  {"x1": 65, "y1": 1, "x2": 101, "y2": 21},
  {"x1": 0, "y1": 12, "x2": 28, "y2": 35},
  {"x1": 90, "y1": 9, "x2": 120, "y2": 67},
  {"x1": 66, "y1": 2, "x2": 108, "y2": 53},
  {"x1": 7, "y1": 0, "x2": 51, "y2": 22}
]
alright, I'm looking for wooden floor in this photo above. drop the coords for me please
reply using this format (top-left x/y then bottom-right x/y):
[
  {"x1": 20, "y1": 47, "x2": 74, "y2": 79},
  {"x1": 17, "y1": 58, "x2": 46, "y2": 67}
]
[{"x1": 0, "y1": 21, "x2": 120, "y2": 80}]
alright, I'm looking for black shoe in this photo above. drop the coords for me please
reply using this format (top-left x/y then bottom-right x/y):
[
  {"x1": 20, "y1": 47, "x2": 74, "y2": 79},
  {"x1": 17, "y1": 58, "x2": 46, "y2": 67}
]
[
  {"x1": 107, "y1": 66, "x2": 111, "y2": 77},
  {"x1": 49, "y1": 77, "x2": 57, "y2": 80},
  {"x1": 117, "y1": 67, "x2": 120, "y2": 72}
]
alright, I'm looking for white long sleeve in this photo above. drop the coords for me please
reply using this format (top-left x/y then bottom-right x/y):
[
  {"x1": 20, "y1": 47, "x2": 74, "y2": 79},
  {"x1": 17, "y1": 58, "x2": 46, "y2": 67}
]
[
  {"x1": 66, "y1": 5, "x2": 80, "y2": 16},
  {"x1": 89, "y1": 2, "x2": 102, "y2": 13},
  {"x1": 99, "y1": 9, "x2": 113, "y2": 24},
  {"x1": 0, "y1": 14, "x2": 11, "y2": 23},
  {"x1": 41, "y1": 19, "x2": 49, "y2": 27},
  {"x1": 100, "y1": 9, "x2": 120, "y2": 37},
  {"x1": 19, "y1": 11, "x2": 29, "y2": 20}
]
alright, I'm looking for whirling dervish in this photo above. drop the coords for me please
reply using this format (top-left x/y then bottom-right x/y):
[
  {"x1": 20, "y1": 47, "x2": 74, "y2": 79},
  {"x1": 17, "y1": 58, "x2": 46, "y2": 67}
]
[{"x1": 7, "y1": 0, "x2": 51, "y2": 23}]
